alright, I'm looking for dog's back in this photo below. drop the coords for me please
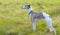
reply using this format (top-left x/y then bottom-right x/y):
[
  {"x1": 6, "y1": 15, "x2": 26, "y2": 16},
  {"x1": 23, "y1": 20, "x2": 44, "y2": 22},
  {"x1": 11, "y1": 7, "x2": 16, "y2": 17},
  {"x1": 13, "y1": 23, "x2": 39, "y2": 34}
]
[{"x1": 32, "y1": 12, "x2": 44, "y2": 19}]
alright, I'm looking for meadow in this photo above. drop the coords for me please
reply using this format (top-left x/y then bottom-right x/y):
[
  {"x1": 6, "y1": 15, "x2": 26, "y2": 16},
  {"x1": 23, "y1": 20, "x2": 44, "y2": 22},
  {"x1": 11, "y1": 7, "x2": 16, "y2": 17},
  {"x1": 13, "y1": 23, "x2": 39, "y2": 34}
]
[{"x1": 0, "y1": 0, "x2": 60, "y2": 35}]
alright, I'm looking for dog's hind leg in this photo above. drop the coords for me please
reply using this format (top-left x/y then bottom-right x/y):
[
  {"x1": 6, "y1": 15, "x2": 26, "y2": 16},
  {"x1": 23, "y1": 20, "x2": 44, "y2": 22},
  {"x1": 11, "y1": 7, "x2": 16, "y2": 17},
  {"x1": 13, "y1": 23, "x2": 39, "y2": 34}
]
[
  {"x1": 45, "y1": 17, "x2": 56, "y2": 35},
  {"x1": 48, "y1": 26, "x2": 56, "y2": 35}
]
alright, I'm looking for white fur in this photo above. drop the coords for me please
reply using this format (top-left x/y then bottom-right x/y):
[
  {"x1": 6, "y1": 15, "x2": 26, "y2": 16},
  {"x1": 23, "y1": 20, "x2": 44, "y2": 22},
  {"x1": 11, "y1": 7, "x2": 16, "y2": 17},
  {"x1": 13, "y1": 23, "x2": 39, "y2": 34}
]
[
  {"x1": 28, "y1": 7, "x2": 33, "y2": 19},
  {"x1": 28, "y1": 7, "x2": 33, "y2": 13},
  {"x1": 32, "y1": 22, "x2": 36, "y2": 31},
  {"x1": 43, "y1": 12, "x2": 56, "y2": 35}
]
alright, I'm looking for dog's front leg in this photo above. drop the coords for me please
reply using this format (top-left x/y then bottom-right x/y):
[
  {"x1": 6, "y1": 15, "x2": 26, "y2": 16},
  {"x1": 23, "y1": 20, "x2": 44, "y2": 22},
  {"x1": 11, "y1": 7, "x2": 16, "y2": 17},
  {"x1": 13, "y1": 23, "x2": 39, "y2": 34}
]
[{"x1": 32, "y1": 22, "x2": 36, "y2": 31}]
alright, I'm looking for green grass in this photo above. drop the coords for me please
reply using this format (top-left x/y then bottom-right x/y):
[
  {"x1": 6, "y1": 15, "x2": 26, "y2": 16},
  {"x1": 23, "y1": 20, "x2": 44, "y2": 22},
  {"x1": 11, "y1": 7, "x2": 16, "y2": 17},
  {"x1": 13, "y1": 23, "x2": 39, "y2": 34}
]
[{"x1": 0, "y1": 0, "x2": 60, "y2": 35}]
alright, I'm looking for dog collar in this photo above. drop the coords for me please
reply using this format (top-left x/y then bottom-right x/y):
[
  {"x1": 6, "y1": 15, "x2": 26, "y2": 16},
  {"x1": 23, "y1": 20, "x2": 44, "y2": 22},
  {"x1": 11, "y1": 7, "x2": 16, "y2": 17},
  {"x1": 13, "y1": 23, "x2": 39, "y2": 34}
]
[{"x1": 29, "y1": 10, "x2": 33, "y2": 15}]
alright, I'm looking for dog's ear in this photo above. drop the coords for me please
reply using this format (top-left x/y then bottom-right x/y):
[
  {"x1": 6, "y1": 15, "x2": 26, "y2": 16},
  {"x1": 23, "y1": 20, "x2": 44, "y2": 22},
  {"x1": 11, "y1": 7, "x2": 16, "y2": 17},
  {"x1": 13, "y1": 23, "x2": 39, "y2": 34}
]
[
  {"x1": 28, "y1": 4, "x2": 30, "y2": 8},
  {"x1": 26, "y1": 3, "x2": 30, "y2": 8}
]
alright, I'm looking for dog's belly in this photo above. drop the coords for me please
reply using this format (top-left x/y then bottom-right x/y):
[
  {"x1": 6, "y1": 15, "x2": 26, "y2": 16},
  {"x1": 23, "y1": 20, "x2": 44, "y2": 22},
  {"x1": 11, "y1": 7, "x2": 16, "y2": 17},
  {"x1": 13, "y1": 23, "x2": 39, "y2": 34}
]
[{"x1": 34, "y1": 15, "x2": 43, "y2": 19}]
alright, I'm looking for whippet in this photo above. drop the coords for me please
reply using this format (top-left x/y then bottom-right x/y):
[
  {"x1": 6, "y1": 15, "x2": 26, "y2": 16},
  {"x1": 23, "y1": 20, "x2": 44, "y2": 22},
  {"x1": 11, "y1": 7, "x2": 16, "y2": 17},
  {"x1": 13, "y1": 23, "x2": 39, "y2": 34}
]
[{"x1": 22, "y1": 4, "x2": 56, "y2": 35}]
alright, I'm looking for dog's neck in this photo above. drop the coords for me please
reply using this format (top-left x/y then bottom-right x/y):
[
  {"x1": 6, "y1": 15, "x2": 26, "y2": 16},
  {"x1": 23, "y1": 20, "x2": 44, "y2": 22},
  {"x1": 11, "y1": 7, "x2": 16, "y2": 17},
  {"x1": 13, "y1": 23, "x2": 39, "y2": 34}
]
[{"x1": 28, "y1": 7, "x2": 33, "y2": 15}]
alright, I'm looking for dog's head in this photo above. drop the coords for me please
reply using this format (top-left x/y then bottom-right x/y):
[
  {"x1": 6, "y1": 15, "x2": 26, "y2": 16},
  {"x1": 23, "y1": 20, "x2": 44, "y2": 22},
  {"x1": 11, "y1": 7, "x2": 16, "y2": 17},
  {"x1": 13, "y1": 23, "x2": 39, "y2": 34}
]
[{"x1": 22, "y1": 4, "x2": 30, "y2": 9}]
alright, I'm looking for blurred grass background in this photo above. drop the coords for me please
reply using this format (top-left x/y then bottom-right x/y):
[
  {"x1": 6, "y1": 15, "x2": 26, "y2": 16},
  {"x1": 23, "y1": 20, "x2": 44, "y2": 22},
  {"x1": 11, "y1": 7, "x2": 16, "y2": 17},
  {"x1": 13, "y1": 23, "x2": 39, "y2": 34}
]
[{"x1": 0, "y1": 0, "x2": 60, "y2": 35}]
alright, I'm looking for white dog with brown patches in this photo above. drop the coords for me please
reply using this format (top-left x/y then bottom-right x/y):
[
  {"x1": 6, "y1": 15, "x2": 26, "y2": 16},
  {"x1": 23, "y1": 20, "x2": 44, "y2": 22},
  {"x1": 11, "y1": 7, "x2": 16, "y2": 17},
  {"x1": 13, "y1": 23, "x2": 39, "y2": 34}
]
[{"x1": 22, "y1": 4, "x2": 56, "y2": 35}]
